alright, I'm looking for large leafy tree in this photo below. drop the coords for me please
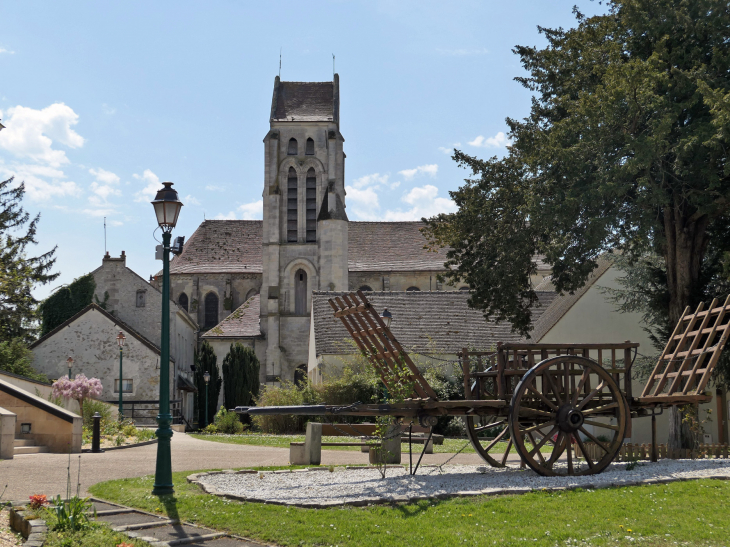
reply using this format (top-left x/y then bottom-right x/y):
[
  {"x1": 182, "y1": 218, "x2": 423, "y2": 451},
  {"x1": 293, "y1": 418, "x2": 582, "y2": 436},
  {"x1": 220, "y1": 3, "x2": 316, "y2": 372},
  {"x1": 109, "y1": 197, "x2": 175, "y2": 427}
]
[
  {"x1": 0, "y1": 177, "x2": 59, "y2": 342},
  {"x1": 424, "y1": 0, "x2": 730, "y2": 337}
]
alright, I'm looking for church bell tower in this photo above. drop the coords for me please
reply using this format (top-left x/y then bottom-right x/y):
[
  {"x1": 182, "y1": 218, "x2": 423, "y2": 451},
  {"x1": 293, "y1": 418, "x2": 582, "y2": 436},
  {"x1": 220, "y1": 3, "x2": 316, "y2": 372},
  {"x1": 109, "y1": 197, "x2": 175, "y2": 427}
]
[{"x1": 259, "y1": 74, "x2": 348, "y2": 383}]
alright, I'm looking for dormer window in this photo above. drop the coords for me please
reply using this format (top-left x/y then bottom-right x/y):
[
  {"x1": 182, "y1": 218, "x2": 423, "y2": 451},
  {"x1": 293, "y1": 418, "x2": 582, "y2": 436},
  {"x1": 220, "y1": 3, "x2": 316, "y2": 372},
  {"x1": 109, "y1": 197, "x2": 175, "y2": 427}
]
[
  {"x1": 305, "y1": 138, "x2": 314, "y2": 155},
  {"x1": 136, "y1": 290, "x2": 146, "y2": 307},
  {"x1": 287, "y1": 138, "x2": 298, "y2": 155}
]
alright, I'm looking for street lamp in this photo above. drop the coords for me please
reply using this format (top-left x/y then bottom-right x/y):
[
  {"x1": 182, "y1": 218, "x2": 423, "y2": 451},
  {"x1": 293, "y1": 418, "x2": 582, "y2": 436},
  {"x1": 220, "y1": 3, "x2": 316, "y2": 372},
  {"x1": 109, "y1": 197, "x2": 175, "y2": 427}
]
[
  {"x1": 66, "y1": 356, "x2": 74, "y2": 380},
  {"x1": 150, "y1": 181, "x2": 183, "y2": 496},
  {"x1": 116, "y1": 331, "x2": 126, "y2": 419},
  {"x1": 203, "y1": 371, "x2": 211, "y2": 429},
  {"x1": 380, "y1": 308, "x2": 393, "y2": 329}
]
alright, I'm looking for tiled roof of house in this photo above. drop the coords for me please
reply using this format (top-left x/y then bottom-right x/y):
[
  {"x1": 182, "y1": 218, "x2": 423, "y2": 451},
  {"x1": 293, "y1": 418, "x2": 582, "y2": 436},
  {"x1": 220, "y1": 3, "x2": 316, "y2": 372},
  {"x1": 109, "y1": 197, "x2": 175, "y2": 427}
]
[
  {"x1": 311, "y1": 290, "x2": 558, "y2": 356},
  {"x1": 271, "y1": 80, "x2": 337, "y2": 122},
  {"x1": 167, "y1": 220, "x2": 263, "y2": 275},
  {"x1": 530, "y1": 257, "x2": 613, "y2": 341},
  {"x1": 201, "y1": 294, "x2": 262, "y2": 339}
]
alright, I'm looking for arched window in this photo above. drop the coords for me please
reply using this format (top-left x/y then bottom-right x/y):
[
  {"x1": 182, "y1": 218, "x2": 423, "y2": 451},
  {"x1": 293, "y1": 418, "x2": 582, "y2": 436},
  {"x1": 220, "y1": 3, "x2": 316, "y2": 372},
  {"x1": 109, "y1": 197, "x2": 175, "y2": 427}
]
[
  {"x1": 178, "y1": 292, "x2": 188, "y2": 312},
  {"x1": 287, "y1": 138, "x2": 298, "y2": 155},
  {"x1": 305, "y1": 168, "x2": 316, "y2": 242},
  {"x1": 358, "y1": 285, "x2": 373, "y2": 292},
  {"x1": 204, "y1": 292, "x2": 219, "y2": 328},
  {"x1": 287, "y1": 167, "x2": 298, "y2": 242},
  {"x1": 305, "y1": 138, "x2": 314, "y2": 155},
  {"x1": 459, "y1": 286, "x2": 470, "y2": 291},
  {"x1": 406, "y1": 286, "x2": 420, "y2": 292},
  {"x1": 295, "y1": 269, "x2": 307, "y2": 315},
  {"x1": 245, "y1": 288, "x2": 258, "y2": 301},
  {"x1": 294, "y1": 364, "x2": 308, "y2": 387}
]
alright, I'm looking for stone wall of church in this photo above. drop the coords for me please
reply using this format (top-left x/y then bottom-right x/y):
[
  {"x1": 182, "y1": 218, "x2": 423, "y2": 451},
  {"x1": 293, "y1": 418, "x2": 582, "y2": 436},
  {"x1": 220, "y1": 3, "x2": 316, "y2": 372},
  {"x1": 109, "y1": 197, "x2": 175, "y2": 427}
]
[
  {"x1": 278, "y1": 316, "x2": 311, "y2": 382},
  {"x1": 169, "y1": 273, "x2": 262, "y2": 329},
  {"x1": 348, "y1": 271, "x2": 468, "y2": 292}
]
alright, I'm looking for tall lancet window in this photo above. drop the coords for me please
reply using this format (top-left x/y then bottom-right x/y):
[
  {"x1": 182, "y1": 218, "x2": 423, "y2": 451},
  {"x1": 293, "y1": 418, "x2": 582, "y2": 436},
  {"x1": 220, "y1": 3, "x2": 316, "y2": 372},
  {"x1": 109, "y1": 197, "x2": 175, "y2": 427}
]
[
  {"x1": 287, "y1": 138, "x2": 298, "y2": 155},
  {"x1": 305, "y1": 138, "x2": 314, "y2": 155},
  {"x1": 306, "y1": 168, "x2": 317, "y2": 242},
  {"x1": 287, "y1": 167, "x2": 298, "y2": 242},
  {"x1": 295, "y1": 269, "x2": 307, "y2": 315}
]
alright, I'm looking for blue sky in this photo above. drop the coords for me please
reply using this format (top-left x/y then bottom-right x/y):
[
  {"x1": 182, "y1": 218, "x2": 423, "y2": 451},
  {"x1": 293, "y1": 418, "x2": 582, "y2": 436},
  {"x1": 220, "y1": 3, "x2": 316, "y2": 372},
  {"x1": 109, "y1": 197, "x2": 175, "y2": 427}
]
[{"x1": 0, "y1": 1, "x2": 608, "y2": 299}]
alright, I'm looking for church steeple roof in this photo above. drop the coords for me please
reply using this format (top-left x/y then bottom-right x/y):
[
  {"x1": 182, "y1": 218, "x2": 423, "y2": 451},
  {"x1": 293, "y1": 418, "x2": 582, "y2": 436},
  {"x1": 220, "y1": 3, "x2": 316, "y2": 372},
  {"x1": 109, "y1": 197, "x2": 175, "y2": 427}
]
[{"x1": 270, "y1": 74, "x2": 339, "y2": 124}]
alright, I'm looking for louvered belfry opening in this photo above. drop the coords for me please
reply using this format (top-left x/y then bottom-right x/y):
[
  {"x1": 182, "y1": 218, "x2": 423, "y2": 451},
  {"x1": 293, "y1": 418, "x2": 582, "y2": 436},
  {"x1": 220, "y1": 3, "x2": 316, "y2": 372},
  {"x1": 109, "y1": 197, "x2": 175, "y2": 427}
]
[
  {"x1": 305, "y1": 137, "x2": 314, "y2": 155},
  {"x1": 287, "y1": 138, "x2": 298, "y2": 155},
  {"x1": 306, "y1": 168, "x2": 317, "y2": 242},
  {"x1": 287, "y1": 167, "x2": 298, "y2": 242}
]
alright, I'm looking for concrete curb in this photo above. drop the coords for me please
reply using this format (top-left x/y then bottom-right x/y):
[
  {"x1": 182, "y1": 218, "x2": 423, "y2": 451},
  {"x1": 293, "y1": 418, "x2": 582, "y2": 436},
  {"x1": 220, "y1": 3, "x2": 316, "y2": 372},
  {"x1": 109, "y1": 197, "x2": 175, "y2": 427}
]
[{"x1": 81, "y1": 438, "x2": 158, "y2": 452}]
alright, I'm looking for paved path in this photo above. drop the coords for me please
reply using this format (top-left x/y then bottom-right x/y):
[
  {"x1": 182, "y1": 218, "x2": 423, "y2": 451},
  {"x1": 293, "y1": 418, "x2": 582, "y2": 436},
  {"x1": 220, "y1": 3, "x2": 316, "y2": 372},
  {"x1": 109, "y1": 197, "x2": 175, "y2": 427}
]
[{"x1": 0, "y1": 433, "x2": 494, "y2": 501}]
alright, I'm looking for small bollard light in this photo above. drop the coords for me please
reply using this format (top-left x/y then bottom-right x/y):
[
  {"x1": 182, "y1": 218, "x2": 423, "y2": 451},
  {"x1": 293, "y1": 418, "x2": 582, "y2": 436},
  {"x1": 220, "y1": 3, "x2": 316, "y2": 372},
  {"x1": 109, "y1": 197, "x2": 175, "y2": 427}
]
[{"x1": 91, "y1": 412, "x2": 103, "y2": 453}]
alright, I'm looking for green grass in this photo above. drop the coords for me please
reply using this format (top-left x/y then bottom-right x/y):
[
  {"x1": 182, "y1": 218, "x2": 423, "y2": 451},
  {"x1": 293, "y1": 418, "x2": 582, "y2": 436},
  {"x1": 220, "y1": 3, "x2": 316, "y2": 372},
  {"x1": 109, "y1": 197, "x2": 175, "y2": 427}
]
[
  {"x1": 89, "y1": 468, "x2": 730, "y2": 547},
  {"x1": 40, "y1": 508, "x2": 151, "y2": 547}
]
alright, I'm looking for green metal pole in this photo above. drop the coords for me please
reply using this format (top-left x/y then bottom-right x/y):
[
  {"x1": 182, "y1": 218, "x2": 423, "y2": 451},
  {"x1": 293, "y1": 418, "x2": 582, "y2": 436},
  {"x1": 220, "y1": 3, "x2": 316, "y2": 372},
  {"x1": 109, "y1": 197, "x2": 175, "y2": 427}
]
[
  {"x1": 118, "y1": 347, "x2": 124, "y2": 419},
  {"x1": 153, "y1": 231, "x2": 174, "y2": 496},
  {"x1": 205, "y1": 382, "x2": 209, "y2": 428}
]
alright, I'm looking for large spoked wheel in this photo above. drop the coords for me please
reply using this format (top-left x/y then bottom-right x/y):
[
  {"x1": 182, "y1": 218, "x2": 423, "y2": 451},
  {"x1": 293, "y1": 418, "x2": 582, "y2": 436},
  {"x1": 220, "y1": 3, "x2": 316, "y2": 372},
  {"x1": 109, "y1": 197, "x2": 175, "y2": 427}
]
[
  {"x1": 509, "y1": 356, "x2": 627, "y2": 476},
  {"x1": 465, "y1": 415, "x2": 520, "y2": 467}
]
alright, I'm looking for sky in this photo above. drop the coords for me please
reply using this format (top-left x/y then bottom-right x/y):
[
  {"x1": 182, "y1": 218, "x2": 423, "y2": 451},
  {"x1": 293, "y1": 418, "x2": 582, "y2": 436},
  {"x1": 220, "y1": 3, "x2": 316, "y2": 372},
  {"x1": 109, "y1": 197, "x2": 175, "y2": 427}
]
[{"x1": 0, "y1": 1, "x2": 609, "y2": 300}]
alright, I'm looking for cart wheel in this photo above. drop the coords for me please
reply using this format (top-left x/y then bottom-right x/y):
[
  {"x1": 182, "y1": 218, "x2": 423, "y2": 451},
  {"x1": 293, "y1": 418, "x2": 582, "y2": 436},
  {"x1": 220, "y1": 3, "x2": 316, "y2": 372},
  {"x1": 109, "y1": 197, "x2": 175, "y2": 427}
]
[
  {"x1": 464, "y1": 416, "x2": 520, "y2": 467},
  {"x1": 509, "y1": 355, "x2": 626, "y2": 476}
]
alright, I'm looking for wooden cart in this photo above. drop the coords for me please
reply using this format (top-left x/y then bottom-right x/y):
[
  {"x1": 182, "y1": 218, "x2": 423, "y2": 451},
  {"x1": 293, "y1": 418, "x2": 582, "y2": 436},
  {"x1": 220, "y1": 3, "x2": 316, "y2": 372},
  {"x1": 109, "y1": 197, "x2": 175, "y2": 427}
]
[{"x1": 319, "y1": 291, "x2": 730, "y2": 476}]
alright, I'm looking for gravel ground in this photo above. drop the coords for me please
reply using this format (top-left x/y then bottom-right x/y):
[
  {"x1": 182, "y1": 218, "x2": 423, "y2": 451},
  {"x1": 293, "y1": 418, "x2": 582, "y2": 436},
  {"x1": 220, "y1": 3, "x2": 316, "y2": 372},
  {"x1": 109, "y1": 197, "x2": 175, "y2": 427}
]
[
  {"x1": 0, "y1": 510, "x2": 21, "y2": 547},
  {"x1": 194, "y1": 459, "x2": 730, "y2": 507}
]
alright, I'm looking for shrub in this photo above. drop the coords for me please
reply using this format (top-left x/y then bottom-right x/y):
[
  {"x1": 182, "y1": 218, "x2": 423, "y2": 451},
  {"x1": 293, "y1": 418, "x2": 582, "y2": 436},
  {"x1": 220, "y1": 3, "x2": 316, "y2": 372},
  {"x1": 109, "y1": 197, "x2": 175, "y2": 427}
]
[
  {"x1": 81, "y1": 399, "x2": 114, "y2": 425},
  {"x1": 253, "y1": 381, "x2": 319, "y2": 433},
  {"x1": 213, "y1": 406, "x2": 245, "y2": 434}
]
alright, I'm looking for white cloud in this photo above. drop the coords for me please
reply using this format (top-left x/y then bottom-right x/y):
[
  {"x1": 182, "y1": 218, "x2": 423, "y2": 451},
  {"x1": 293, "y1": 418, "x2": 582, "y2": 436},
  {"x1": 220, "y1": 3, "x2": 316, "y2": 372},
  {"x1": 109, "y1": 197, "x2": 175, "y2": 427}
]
[
  {"x1": 345, "y1": 185, "x2": 379, "y2": 209},
  {"x1": 81, "y1": 207, "x2": 116, "y2": 218},
  {"x1": 133, "y1": 169, "x2": 160, "y2": 202},
  {"x1": 399, "y1": 164, "x2": 438, "y2": 180},
  {"x1": 239, "y1": 200, "x2": 263, "y2": 220},
  {"x1": 468, "y1": 131, "x2": 511, "y2": 148},
  {"x1": 102, "y1": 104, "x2": 116, "y2": 115},
  {"x1": 108, "y1": 220, "x2": 124, "y2": 227},
  {"x1": 213, "y1": 211, "x2": 237, "y2": 220},
  {"x1": 0, "y1": 162, "x2": 81, "y2": 201},
  {"x1": 184, "y1": 194, "x2": 201, "y2": 206},
  {"x1": 0, "y1": 103, "x2": 84, "y2": 167},
  {"x1": 351, "y1": 173, "x2": 389, "y2": 189},
  {"x1": 438, "y1": 143, "x2": 461, "y2": 155},
  {"x1": 89, "y1": 167, "x2": 120, "y2": 185},
  {"x1": 436, "y1": 47, "x2": 489, "y2": 56},
  {"x1": 0, "y1": 48, "x2": 15, "y2": 55},
  {"x1": 205, "y1": 184, "x2": 225, "y2": 192},
  {"x1": 381, "y1": 185, "x2": 456, "y2": 221},
  {"x1": 89, "y1": 182, "x2": 120, "y2": 203}
]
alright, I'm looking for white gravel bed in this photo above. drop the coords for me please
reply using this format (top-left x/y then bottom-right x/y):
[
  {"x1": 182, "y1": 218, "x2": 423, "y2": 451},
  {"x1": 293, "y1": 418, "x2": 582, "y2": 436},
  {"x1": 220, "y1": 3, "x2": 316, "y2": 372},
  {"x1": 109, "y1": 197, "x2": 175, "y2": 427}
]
[{"x1": 189, "y1": 459, "x2": 730, "y2": 507}]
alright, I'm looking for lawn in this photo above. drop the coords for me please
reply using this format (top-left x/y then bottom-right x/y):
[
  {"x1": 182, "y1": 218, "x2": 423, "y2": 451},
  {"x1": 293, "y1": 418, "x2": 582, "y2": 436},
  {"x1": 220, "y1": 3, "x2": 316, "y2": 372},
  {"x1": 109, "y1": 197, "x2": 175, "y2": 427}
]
[{"x1": 89, "y1": 467, "x2": 730, "y2": 547}]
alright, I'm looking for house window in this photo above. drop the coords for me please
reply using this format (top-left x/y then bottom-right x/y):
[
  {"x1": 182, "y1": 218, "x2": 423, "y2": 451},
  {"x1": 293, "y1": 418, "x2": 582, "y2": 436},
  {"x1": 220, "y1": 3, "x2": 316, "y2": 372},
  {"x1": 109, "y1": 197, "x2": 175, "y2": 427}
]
[
  {"x1": 294, "y1": 364, "x2": 308, "y2": 387},
  {"x1": 305, "y1": 138, "x2": 314, "y2": 155},
  {"x1": 406, "y1": 286, "x2": 420, "y2": 291},
  {"x1": 287, "y1": 167, "x2": 298, "y2": 242},
  {"x1": 136, "y1": 290, "x2": 146, "y2": 307},
  {"x1": 295, "y1": 269, "x2": 307, "y2": 315},
  {"x1": 358, "y1": 285, "x2": 373, "y2": 292},
  {"x1": 178, "y1": 292, "x2": 188, "y2": 312},
  {"x1": 204, "y1": 292, "x2": 219, "y2": 328},
  {"x1": 305, "y1": 168, "x2": 316, "y2": 242},
  {"x1": 287, "y1": 138, "x2": 298, "y2": 155},
  {"x1": 114, "y1": 379, "x2": 133, "y2": 393}
]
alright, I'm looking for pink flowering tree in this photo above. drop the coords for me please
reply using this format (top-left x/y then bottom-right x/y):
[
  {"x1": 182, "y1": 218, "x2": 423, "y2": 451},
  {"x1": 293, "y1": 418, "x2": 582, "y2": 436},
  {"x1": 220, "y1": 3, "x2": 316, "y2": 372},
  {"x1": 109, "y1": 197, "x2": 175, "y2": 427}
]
[{"x1": 52, "y1": 374, "x2": 103, "y2": 419}]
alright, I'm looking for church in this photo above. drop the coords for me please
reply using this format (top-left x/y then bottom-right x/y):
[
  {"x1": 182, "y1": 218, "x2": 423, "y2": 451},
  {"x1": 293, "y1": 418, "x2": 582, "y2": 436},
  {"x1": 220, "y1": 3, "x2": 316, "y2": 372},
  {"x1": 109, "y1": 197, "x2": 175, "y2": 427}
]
[{"x1": 156, "y1": 74, "x2": 477, "y2": 384}]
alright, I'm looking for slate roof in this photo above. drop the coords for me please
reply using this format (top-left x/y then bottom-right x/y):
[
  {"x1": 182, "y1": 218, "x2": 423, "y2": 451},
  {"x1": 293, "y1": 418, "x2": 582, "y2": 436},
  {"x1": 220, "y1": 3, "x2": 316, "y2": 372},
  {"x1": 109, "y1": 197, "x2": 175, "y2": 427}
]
[
  {"x1": 530, "y1": 257, "x2": 613, "y2": 341},
  {"x1": 271, "y1": 77, "x2": 338, "y2": 123},
  {"x1": 311, "y1": 290, "x2": 558, "y2": 356},
  {"x1": 167, "y1": 220, "x2": 263, "y2": 275},
  {"x1": 201, "y1": 294, "x2": 262, "y2": 339}
]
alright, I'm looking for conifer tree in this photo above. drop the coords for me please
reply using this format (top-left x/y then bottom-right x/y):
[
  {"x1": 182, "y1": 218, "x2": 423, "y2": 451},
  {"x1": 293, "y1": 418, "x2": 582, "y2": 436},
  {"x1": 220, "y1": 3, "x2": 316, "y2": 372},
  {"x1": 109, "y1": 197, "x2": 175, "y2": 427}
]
[
  {"x1": 222, "y1": 343, "x2": 260, "y2": 410},
  {"x1": 193, "y1": 341, "x2": 222, "y2": 427}
]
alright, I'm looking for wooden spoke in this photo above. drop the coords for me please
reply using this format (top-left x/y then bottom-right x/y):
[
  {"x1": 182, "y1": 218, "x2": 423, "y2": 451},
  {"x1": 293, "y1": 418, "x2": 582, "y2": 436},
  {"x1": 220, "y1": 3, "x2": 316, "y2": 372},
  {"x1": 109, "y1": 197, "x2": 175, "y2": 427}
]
[
  {"x1": 473, "y1": 419, "x2": 506, "y2": 432},
  {"x1": 527, "y1": 431, "x2": 546, "y2": 464},
  {"x1": 529, "y1": 425, "x2": 559, "y2": 457},
  {"x1": 577, "y1": 380, "x2": 606, "y2": 410},
  {"x1": 578, "y1": 426, "x2": 610, "y2": 453},
  {"x1": 516, "y1": 407, "x2": 554, "y2": 418},
  {"x1": 526, "y1": 384, "x2": 559, "y2": 411},
  {"x1": 574, "y1": 435, "x2": 595, "y2": 470},
  {"x1": 500, "y1": 438, "x2": 513, "y2": 466},
  {"x1": 546, "y1": 432, "x2": 566, "y2": 467},
  {"x1": 465, "y1": 416, "x2": 516, "y2": 469},
  {"x1": 483, "y1": 426, "x2": 509, "y2": 452},
  {"x1": 566, "y1": 434, "x2": 574, "y2": 475},
  {"x1": 583, "y1": 419, "x2": 620, "y2": 431},
  {"x1": 571, "y1": 368, "x2": 590, "y2": 406},
  {"x1": 519, "y1": 420, "x2": 555, "y2": 435},
  {"x1": 543, "y1": 371, "x2": 563, "y2": 406},
  {"x1": 582, "y1": 402, "x2": 619, "y2": 415}
]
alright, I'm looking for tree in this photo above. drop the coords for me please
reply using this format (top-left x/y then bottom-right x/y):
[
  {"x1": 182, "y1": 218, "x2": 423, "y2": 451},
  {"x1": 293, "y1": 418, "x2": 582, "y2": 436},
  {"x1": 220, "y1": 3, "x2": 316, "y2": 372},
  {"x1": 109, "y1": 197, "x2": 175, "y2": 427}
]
[
  {"x1": 193, "y1": 341, "x2": 222, "y2": 427},
  {"x1": 423, "y1": 1, "x2": 730, "y2": 448},
  {"x1": 0, "y1": 177, "x2": 59, "y2": 343},
  {"x1": 51, "y1": 374, "x2": 103, "y2": 421},
  {"x1": 222, "y1": 343, "x2": 260, "y2": 411},
  {"x1": 39, "y1": 274, "x2": 96, "y2": 335},
  {"x1": 0, "y1": 337, "x2": 47, "y2": 382}
]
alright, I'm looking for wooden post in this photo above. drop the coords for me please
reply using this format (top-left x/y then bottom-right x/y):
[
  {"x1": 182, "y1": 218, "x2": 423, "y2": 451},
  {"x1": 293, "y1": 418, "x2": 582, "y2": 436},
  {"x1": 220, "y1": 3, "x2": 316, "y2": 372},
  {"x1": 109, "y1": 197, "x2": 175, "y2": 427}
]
[
  {"x1": 462, "y1": 349, "x2": 471, "y2": 400},
  {"x1": 651, "y1": 413, "x2": 658, "y2": 462},
  {"x1": 718, "y1": 388, "x2": 728, "y2": 445}
]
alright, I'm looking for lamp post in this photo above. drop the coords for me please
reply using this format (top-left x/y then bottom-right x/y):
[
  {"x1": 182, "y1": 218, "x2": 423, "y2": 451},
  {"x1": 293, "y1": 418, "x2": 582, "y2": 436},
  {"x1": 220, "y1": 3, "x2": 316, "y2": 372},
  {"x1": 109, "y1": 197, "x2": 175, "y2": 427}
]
[
  {"x1": 150, "y1": 182, "x2": 183, "y2": 496},
  {"x1": 66, "y1": 356, "x2": 74, "y2": 380},
  {"x1": 380, "y1": 308, "x2": 393, "y2": 329},
  {"x1": 203, "y1": 371, "x2": 211, "y2": 428},
  {"x1": 116, "y1": 331, "x2": 126, "y2": 419}
]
